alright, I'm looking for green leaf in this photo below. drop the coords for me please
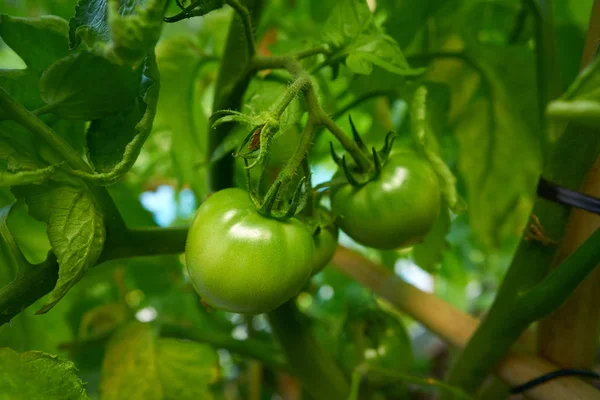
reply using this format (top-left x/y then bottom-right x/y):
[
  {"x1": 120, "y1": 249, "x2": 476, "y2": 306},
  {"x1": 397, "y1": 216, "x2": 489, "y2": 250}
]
[
  {"x1": 322, "y1": 0, "x2": 373, "y2": 48},
  {"x1": 451, "y1": 71, "x2": 541, "y2": 249},
  {"x1": 70, "y1": 0, "x2": 166, "y2": 65},
  {"x1": 69, "y1": 0, "x2": 115, "y2": 48},
  {"x1": 0, "y1": 348, "x2": 89, "y2": 400},
  {"x1": 322, "y1": 0, "x2": 422, "y2": 76},
  {"x1": 0, "y1": 15, "x2": 69, "y2": 112},
  {"x1": 0, "y1": 164, "x2": 61, "y2": 188},
  {"x1": 85, "y1": 56, "x2": 159, "y2": 180},
  {"x1": 101, "y1": 322, "x2": 219, "y2": 400},
  {"x1": 13, "y1": 181, "x2": 106, "y2": 313},
  {"x1": 345, "y1": 32, "x2": 424, "y2": 76},
  {"x1": 155, "y1": 36, "x2": 212, "y2": 198},
  {"x1": 40, "y1": 50, "x2": 141, "y2": 120},
  {"x1": 0, "y1": 127, "x2": 59, "y2": 188},
  {"x1": 155, "y1": 339, "x2": 219, "y2": 399},
  {"x1": 0, "y1": 127, "x2": 43, "y2": 171},
  {"x1": 547, "y1": 57, "x2": 600, "y2": 127},
  {"x1": 412, "y1": 204, "x2": 451, "y2": 273}
]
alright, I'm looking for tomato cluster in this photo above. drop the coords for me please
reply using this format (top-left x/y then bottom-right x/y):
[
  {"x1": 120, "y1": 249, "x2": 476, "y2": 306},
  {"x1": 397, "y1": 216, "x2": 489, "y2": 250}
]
[{"x1": 185, "y1": 141, "x2": 441, "y2": 313}]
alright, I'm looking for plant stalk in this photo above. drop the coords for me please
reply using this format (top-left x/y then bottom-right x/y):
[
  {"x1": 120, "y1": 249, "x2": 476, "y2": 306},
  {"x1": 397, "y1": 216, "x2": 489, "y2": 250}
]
[
  {"x1": 536, "y1": 0, "x2": 600, "y2": 369},
  {"x1": 267, "y1": 300, "x2": 350, "y2": 400}
]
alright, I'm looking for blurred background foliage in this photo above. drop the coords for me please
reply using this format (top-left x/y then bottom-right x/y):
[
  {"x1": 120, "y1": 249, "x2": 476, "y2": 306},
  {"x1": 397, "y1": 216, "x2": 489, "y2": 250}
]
[{"x1": 0, "y1": 0, "x2": 593, "y2": 398}]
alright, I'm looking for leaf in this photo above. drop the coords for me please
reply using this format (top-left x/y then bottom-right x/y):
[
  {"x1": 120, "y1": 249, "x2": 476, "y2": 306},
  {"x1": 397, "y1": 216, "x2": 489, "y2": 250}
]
[
  {"x1": 451, "y1": 73, "x2": 541, "y2": 249},
  {"x1": 155, "y1": 339, "x2": 219, "y2": 399},
  {"x1": 0, "y1": 128, "x2": 59, "y2": 188},
  {"x1": 412, "y1": 204, "x2": 451, "y2": 273},
  {"x1": 40, "y1": 50, "x2": 141, "y2": 120},
  {"x1": 410, "y1": 86, "x2": 464, "y2": 212},
  {"x1": 155, "y1": 36, "x2": 211, "y2": 198},
  {"x1": 322, "y1": 0, "x2": 373, "y2": 48},
  {"x1": 547, "y1": 56, "x2": 600, "y2": 127},
  {"x1": 86, "y1": 56, "x2": 159, "y2": 176},
  {"x1": 322, "y1": 0, "x2": 422, "y2": 76},
  {"x1": 70, "y1": 0, "x2": 166, "y2": 65},
  {"x1": 377, "y1": 0, "x2": 446, "y2": 48},
  {"x1": 345, "y1": 32, "x2": 424, "y2": 76},
  {"x1": 0, "y1": 15, "x2": 69, "y2": 112},
  {"x1": 0, "y1": 348, "x2": 89, "y2": 400},
  {"x1": 0, "y1": 164, "x2": 61, "y2": 188},
  {"x1": 69, "y1": 0, "x2": 114, "y2": 48},
  {"x1": 12, "y1": 182, "x2": 106, "y2": 313},
  {"x1": 101, "y1": 322, "x2": 219, "y2": 400},
  {"x1": 0, "y1": 128, "x2": 43, "y2": 171}
]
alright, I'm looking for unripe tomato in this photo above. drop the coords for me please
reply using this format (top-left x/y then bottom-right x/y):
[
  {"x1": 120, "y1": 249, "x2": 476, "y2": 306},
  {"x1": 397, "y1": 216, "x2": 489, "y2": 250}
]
[
  {"x1": 332, "y1": 149, "x2": 441, "y2": 250},
  {"x1": 185, "y1": 188, "x2": 314, "y2": 314}
]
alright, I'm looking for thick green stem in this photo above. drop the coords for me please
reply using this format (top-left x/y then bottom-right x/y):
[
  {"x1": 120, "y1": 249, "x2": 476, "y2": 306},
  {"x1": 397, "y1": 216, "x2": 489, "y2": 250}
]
[
  {"x1": 99, "y1": 227, "x2": 189, "y2": 261},
  {"x1": 267, "y1": 300, "x2": 350, "y2": 400},
  {"x1": 0, "y1": 254, "x2": 58, "y2": 325},
  {"x1": 526, "y1": 0, "x2": 562, "y2": 148},
  {"x1": 270, "y1": 75, "x2": 310, "y2": 117},
  {"x1": 160, "y1": 323, "x2": 288, "y2": 371},
  {"x1": 225, "y1": 0, "x2": 257, "y2": 59},
  {"x1": 293, "y1": 45, "x2": 331, "y2": 60},
  {"x1": 0, "y1": 227, "x2": 188, "y2": 326},
  {"x1": 521, "y1": 228, "x2": 600, "y2": 320}
]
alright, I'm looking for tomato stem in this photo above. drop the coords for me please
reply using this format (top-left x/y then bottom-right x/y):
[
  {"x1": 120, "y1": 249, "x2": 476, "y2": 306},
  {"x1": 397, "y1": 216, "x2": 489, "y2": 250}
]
[{"x1": 251, "y1": 55, "x2": 374, "y2": 172}]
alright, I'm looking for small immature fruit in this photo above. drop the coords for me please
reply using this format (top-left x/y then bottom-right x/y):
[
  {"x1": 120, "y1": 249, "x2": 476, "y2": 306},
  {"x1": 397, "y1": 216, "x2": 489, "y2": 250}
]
[
  {"x1": 185, "y1": 188, "x2": 314, "y2": 314},
  {"x1": 332, "y1": 149, "x2": 441, "y2": 250}
]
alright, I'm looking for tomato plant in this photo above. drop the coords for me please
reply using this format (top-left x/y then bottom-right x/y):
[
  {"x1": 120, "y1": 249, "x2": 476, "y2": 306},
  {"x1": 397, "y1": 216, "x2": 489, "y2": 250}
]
[{"x1": 1, "y1": 1, "x2": 600, "y2": 400}]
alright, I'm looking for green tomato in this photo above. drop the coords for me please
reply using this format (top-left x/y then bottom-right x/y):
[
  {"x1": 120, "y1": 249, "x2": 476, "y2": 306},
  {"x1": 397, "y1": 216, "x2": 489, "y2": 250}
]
[
  {"x1": 310, "y1": 210, "x2": 339, "y2": 275},
  {"x1": 331, "y1": 149, "x2": 441, "y2": 250},
  {"x1": 185, "y1": 188, "x2": 314, "y2": 314}
]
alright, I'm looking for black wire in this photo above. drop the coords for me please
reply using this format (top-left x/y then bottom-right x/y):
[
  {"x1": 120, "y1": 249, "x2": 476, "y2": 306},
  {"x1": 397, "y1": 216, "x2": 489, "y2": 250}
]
[
  {"x1": 537, "y1": 177, "x2": 600, "y2": 215},
  {"x1": 510, "y1": 369, "x2": 600, "y2": 394}
]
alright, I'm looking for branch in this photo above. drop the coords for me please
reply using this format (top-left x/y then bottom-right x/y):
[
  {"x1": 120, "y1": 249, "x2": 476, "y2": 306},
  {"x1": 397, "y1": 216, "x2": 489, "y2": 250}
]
[
  {"x1": 160, "y1": 322, "x2": 288, "y2": 372},
  {"x1": 251, "y1": 55, "x2": 373, "y2": 172},
  {"x1": 331, "y1": 246, "x2": 600, "y2": 400},
  {"x1": 0, "y1": 254, "x2": 58, "y2": 325},
  {"x1": 0, "y1": 227, "x2": 188, "y2": 326}
]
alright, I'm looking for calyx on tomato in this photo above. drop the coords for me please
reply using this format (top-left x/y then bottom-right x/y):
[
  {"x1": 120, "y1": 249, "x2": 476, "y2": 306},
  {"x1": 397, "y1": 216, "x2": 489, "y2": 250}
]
[
  {"x1": 185, "y1": 188, "x2": 314, "y2": 314},
  {"x1": 330, "y1": 117, "x2": 441, "y2": 250}
]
